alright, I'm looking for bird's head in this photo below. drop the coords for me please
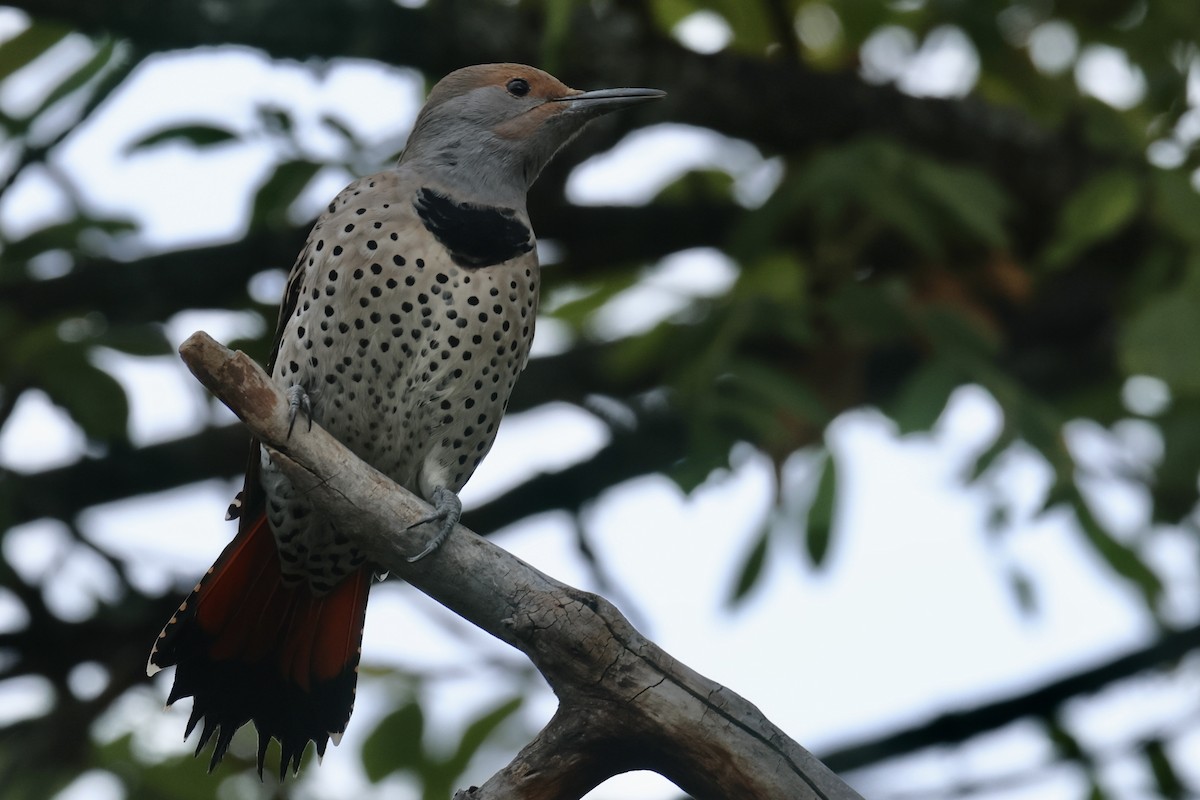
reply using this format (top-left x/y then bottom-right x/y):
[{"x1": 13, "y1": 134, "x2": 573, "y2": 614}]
[{"x1": 400, "y1": 64, "x2": 664, "y2": 206}]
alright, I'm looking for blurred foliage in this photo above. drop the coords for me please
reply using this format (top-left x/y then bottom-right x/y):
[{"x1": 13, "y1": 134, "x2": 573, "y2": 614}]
[{"x1": 1, "y1": 0, "x2": 1200, "y2": 797}]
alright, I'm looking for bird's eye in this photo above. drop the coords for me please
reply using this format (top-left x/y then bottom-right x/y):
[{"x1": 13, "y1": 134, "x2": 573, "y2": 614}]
[{"x1": 506, "y1": 78, "x2": 531, "y2": 97}]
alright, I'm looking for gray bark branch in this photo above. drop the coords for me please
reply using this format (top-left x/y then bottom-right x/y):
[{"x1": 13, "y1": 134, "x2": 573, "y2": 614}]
[{"x1": 177, "y1": 330, "x2": 862, "y2": 800}]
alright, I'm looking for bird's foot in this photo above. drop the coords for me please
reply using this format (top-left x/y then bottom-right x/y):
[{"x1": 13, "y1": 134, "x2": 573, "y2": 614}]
[
  {"x1": 286, "y1": 384, "x2": 313, "y2": 438},
  {"x1": 406, "y1": 487, "x2": 461, "y2": 562}
]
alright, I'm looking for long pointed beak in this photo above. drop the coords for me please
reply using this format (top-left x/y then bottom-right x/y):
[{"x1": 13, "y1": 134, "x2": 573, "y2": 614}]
[{"x1": 552, "y1": 86, "x2": 666, "y2": 115}]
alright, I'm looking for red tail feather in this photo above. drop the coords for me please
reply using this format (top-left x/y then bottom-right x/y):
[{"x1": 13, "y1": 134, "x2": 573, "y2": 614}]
[{"x1": 149, "y1": 512, "x2": 370, "y2": 777}]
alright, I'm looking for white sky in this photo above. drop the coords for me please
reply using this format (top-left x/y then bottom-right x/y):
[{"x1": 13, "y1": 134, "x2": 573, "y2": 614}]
[{"x1": 2, "y1": 8, "x2": 1197, "y2": 800}]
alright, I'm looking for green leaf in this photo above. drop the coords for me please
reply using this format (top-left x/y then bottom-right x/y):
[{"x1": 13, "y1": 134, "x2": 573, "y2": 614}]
[
  {"x1": 94, "y1": 732, "x2": 224, "y2": 798},
  {"x1": 1046, "y1": 717, "x2": 1089, "y2": 763},
  {"x1": 734, "y1": 252, "x2": 808, "y2": 308},
  {"x1": 891, "y1": 359, "x2": 963, "y2": 434},
  {"x1": 37, "y1": 350, "x2": 129, "y2": 440},
  {"x1": 1144, "y1": 738, "x2": 1184, "y2": 799},
  {"x1": 539, "y1": 0, "x2": 577, "y2": 73},
  {"x1": 361, "y1": 700, "x2": 425, "y2": 782},
  {"x1": 910, "y1": 160, "x2": 1009, "y2": 247},
  {"x1": 125, "y1": 124, "x2": 239, "y2": 153},
  {"x1": 10, "y1": 323, "x2": 129, "y2": 440},
  {"x1": 804, "y1": 451, "x2": 837, "y2": 567},
  {"x1": 730, "y1": 358, "x2": 830, "y2": 426},
  {"x1": 3, "y1": 217, "x2": 137, "y2": 265},
  {"x1": 547, "y1": 270, "x2": 641, "y2": 328},
  {"x1": 320, "y1": 114, "x2": 358, "y2": 145},
  {"x1": 27, "y1": 38, "x2": 117, "y2": 121},
  {"x1": 1081, "y1": 101, "x2": 1142, "y2": 154},
  {"x1": 409, "y1": 695, "x2": 525, "y2": 800},
  {"x1": 258, "y1": 104, "x2": 294, "y2": 135},
  {"x1": 1038, "y1": 476, "x2": 1075, "y2": 514},
  {"x1": 0, "y1": 23, "x2": 70, "y2": 83},
  {"x1": 250, "y1": 159, "x2": 322, "y2": 228},
  {"x1": 650, "y1": 0, "x2": 701, "y2": 32},
  {"x1": 1069, "y1": 491, "x2": 1162, "y2": 608},
  {"x1": 919, "y1": 304, "x2": 1001, "y2": 362},
  {"x1": 445, "y1": 695, "x2": 523, "y2": 777},
  {"x1": 710, "y1": 0, "x2": 773, "y2": 52},
  {"x1": 728, "y1": 525, "x2": 769, "y2": 605},
  {"x1": 96, "y1": 324, "x2": 172, "y2": 357},
  {"x1": 824, "y1": 280, "x2": 910, "y2": 344},
  {"x1": 1119, "y1": 289, "x2": 1200, "y2": 396},
  {"x1": 1044, "y1": 169, "x2": 1141, "y2": 268},
  {"x1": 1151, "y1": 401, "x2": 1200, "y2": 520},
  {"x1": 1007, "y1": 395, "x2": 1066, "y2": 473},
  {"x1": 1150, "y1": 168, "x2": 1200, "y2": 245},
  {"x1": 653, "y1": 168, "x2": 736, "y2": 205},
  {"x1": 964, "y1": 430, "x2": 1013, "y2": 482},
  {"x1": 861, "y1": 179, "x2": 944, "y2": 257},
  {"x1": 708, "y1": 388, "x2": 791, "y2": 445}
]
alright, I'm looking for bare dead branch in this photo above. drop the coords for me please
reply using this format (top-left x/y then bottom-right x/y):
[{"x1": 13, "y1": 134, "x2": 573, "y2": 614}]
[{"x1": 178, "y1": 330, "x2": 863, "y2": 800}]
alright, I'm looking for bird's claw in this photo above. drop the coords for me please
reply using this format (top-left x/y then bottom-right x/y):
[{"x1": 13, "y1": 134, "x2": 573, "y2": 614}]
[
  {"x1": 286, "y1": 384, "x2": 313, "y2": 439},
  {"x1": 407, "y1": 487, "x2": 461, "y2": 562}
]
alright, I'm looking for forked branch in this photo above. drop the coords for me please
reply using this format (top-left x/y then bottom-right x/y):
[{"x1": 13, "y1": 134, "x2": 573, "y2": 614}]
[{"x1": 178, "y1": 330, "x2": 863, "y2": 800}]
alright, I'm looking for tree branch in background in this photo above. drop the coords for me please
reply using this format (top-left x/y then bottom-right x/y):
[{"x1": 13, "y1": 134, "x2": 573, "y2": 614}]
[
  {"x1": 820, "y1": 620, "x2": 1200, "y2": 772},
  {"x1": 177, "y1": 330, "x2": 863, "y2": 800},
  {"x1": 20, "y1": 0, "x2": 1111, "y2": 226}
]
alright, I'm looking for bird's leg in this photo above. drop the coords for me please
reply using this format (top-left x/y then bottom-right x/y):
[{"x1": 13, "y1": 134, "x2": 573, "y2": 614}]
[
  {"x1": 286, "y1": 384, "x2": 313, "y2": 438},
  {"x1": 406, "y1": 486, "x2": 461, "y2": 562}
]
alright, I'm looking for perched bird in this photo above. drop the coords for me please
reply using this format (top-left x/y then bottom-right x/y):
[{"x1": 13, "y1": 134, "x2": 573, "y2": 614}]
[{"x1": 147, "y1": 64, "x2": 663, "y2": 778}]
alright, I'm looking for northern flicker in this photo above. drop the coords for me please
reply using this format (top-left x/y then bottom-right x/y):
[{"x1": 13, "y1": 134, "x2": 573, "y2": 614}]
[{"x1": 147, "y1": 64, "x2": 663, "y2": 777}]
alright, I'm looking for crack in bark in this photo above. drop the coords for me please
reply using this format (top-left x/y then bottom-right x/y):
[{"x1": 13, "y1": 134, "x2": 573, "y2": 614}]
[{"x1": 627, "y1": 674, "x2": 666, "y2": 705}]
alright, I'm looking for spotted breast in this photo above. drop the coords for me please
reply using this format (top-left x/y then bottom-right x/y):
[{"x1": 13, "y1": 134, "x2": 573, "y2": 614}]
[{"x1": 263, "y1": 170, "x2": 539, "y2": 590}]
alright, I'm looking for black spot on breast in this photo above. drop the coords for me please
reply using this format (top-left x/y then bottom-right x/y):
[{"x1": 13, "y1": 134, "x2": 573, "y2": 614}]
[{"x1": 414, "y1": 187, "x2": 533, "y2": 268}]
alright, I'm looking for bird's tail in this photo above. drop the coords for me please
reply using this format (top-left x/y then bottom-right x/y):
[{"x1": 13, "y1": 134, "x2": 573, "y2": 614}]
[{"x1": 148, "y1": 511, "x2": 370, "y2": 778}]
